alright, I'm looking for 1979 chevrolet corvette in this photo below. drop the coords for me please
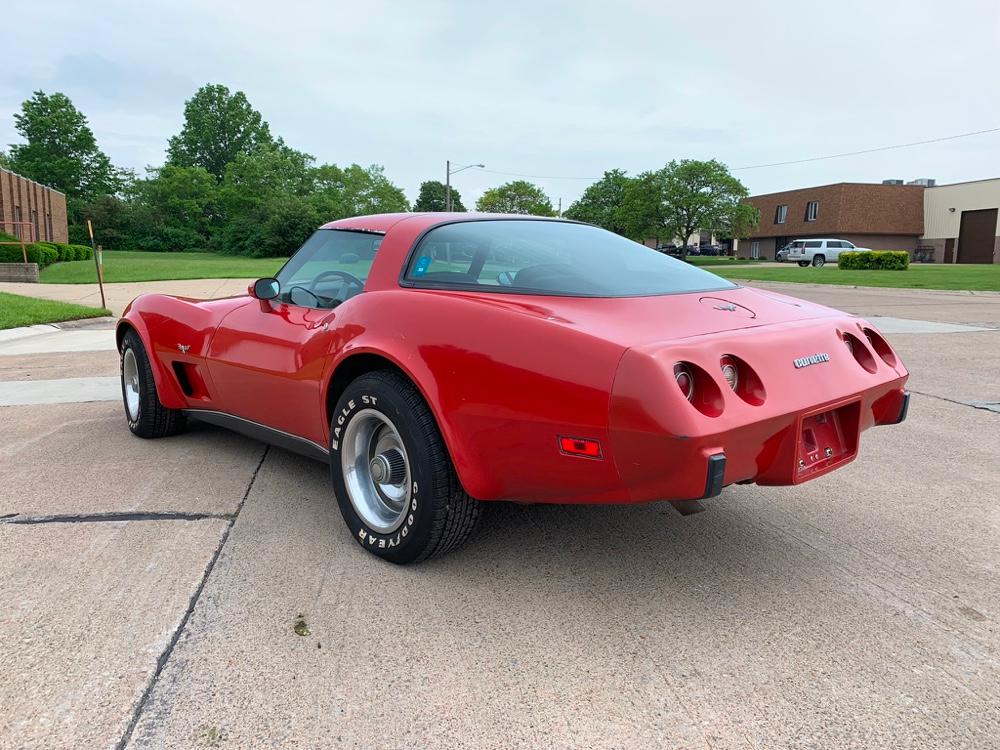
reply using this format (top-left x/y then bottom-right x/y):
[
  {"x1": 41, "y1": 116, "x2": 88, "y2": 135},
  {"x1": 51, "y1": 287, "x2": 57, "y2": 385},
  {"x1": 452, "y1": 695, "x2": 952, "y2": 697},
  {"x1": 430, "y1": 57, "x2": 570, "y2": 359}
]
[{"x1": 118, "y1": 214, "x2": 909, "y2": 563}]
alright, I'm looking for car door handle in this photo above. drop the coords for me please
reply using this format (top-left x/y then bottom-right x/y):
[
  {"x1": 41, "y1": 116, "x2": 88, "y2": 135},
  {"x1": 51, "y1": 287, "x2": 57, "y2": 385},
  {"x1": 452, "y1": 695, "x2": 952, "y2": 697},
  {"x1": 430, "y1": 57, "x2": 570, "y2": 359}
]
[{"x1": 308, "y1": 312, "x2": 337, "y2": 330}]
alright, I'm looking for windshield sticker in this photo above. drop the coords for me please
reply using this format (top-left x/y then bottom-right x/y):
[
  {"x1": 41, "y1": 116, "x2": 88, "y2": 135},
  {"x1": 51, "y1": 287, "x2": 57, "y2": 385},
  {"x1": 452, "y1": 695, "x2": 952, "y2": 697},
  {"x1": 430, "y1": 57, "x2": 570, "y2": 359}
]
[{"x1": 412, "y1": 256, "x2": 432, "y2": 277}]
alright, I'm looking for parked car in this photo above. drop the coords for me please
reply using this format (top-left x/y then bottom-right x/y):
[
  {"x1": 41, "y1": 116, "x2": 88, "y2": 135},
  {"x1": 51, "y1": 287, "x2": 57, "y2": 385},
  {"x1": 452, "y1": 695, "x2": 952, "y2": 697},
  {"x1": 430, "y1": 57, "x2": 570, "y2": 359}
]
[
  {"x1": 699, "y1": 244, "x2": 724, "y2": 256},
  {"x1": 117, "y1": 214, "x2": 909, "y2": 564},
  {"x1": 787, "y1": 239, "x2": 871, "y2": 267}
]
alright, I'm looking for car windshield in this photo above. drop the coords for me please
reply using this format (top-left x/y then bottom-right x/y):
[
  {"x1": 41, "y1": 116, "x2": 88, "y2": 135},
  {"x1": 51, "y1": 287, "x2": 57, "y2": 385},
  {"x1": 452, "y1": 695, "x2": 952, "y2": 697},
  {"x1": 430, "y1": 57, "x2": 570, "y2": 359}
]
[
  {"x1": 276, "y1": 229, "x2": 382, "y2": 308},
  {"x1": 404, "y1": 220, "x2": 737, "y2": 297}
]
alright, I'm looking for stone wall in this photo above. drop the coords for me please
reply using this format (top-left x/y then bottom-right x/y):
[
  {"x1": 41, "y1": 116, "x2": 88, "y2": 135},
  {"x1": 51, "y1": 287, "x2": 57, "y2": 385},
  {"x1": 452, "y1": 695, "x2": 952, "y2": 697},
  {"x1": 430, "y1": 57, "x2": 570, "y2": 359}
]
[{"x1": 0, "y1": 262, "x2": 40, "y2": 282}]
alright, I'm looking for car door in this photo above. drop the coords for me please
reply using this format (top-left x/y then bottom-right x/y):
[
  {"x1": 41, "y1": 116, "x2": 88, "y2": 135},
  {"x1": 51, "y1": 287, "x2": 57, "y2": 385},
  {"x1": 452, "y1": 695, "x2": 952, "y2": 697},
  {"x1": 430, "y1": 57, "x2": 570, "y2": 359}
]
[
  {"x1": 205, "y1": 229, "x2": 381, "y2": 447},
  {"x1": 206, "y1": 299, "x2": 339, "y2": 446}
]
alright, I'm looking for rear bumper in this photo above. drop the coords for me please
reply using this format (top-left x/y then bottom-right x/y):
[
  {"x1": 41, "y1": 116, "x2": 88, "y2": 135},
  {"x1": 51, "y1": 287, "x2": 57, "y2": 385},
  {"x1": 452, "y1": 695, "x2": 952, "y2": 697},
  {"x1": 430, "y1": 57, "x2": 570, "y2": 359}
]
[
  {"x1": 607, "y1": 317, "x2": 910, "y2": 504},
  {"x1": 610, "y1": 383, "x2": 907, "y2": 504}
]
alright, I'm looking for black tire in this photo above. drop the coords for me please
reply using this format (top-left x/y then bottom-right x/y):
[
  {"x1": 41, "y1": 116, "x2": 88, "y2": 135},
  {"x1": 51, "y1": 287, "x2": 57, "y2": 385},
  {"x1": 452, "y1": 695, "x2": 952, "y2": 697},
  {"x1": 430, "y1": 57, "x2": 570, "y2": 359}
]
[
  {"x1": 812, "y1": 255, "x2": 826, "y2": 268},
  {"x1": 330, "y1": 370, "x2": 481, "y2": 564},
  {"x1": 120, "y1": 329, "x2": 186, "y2": 439},
  {"x1": 797, "y1": 260, "x2": 810, "y2": 267}
]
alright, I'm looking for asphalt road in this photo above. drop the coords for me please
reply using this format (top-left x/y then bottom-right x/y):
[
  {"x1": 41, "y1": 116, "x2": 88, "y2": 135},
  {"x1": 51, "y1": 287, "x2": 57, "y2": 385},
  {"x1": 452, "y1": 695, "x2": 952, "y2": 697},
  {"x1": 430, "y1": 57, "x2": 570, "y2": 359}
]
[{"x1": 1, "y1": 282, "x2": 998, "y2": 749}]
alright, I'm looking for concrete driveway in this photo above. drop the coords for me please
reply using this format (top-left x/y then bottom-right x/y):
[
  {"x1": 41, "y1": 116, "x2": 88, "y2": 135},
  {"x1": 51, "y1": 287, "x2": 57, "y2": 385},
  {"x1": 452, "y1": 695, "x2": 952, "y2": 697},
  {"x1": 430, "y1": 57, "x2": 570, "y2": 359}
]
[{"x1": 1, "y1": 282, "x2": 998, "y2": 749}]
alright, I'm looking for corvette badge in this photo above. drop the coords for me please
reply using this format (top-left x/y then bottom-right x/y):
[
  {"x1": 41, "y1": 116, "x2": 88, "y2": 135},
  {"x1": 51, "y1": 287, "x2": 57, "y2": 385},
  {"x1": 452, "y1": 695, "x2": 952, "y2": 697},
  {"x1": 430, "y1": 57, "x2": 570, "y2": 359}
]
[{"x1": 793, "y1": 353, "x2": 830, "y2": 369}]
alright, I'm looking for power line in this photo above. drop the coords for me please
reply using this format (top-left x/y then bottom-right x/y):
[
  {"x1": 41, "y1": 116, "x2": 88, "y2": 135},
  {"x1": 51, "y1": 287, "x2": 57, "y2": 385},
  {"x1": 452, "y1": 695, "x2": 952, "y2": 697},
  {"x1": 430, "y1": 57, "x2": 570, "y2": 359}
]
[
  {"x1": 732, "y1": 127, "x2": 1000, "y2": 170},
  {"x1": 468, "y1": 126, "x2": 1000, "y2": 182},
  {"x1": 475, "y1": 167, "x2": 600, "y2": 181}
]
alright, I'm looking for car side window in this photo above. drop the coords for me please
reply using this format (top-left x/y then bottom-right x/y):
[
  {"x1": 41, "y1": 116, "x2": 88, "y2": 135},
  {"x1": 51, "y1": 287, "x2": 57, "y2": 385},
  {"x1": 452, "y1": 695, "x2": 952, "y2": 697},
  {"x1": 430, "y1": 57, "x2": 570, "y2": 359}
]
[
  {"x1": 826, "y1": 241, "x2": 842, "y2": 249},
  {"x1": 804, "y1": 241, "x2": 822, "y2": 249},
  {"x1": 276, "y1": 230, "x2": 383, "y2": 309}
]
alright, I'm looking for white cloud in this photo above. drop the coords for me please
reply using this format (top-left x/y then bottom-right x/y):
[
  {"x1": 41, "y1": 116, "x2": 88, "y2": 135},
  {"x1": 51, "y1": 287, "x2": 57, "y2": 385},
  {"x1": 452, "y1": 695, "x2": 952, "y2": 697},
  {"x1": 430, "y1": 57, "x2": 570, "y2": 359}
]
[{"x1": 2, "y1": 0, "x2": 999, "y2": 205}]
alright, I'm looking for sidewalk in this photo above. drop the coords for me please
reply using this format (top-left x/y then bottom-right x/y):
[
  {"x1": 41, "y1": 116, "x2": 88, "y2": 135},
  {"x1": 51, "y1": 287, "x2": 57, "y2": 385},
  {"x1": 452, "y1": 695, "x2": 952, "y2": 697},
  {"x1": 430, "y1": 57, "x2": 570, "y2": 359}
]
[{"x1": 0, "y1": 278, "x2": 253, "y2": 316}]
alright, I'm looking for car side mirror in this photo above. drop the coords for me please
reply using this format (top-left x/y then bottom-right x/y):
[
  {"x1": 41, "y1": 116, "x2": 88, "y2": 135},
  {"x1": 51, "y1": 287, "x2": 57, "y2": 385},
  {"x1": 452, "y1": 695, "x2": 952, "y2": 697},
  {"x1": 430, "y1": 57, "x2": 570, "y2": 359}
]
[{"x1": 250, "y1": 278, "x2": 280, "y2": 300}]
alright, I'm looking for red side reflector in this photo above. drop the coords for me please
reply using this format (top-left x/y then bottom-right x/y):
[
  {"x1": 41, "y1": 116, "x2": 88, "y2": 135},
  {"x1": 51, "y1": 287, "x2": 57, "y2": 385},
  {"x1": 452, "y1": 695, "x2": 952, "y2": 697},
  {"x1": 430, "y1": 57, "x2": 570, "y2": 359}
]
[{"x1": 558, "y1": 436, "x2": 602, "y2": 459}]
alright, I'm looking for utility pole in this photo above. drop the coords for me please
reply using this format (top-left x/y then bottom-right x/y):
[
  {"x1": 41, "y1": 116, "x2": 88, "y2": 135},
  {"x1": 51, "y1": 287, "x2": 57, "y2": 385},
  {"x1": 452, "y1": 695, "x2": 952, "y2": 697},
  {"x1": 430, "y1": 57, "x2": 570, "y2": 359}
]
[
  {"x1": 445, "y1": 161, "x2": 485, "y2": 212},
  {"x1": 558, "y1": 197, "x2": 562, "y2": 217},
  {"x1": 445, "y1": 160, "x2": 451, "y2": 212}
]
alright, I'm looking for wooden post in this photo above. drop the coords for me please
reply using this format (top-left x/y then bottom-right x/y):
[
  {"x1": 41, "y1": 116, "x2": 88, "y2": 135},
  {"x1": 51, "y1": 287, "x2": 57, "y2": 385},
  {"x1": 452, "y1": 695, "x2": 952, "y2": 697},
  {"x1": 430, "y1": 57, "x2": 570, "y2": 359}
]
[{"x1": 87, "y1": 220, "x2": 107, "y2": 310}]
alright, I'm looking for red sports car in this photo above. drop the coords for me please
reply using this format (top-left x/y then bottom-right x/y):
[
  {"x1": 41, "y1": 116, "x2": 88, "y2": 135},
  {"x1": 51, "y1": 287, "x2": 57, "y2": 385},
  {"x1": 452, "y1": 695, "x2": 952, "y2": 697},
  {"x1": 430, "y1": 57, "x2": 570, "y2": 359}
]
[{"x1": 118, "y1": 214, "x2": 909, "y2": 563}]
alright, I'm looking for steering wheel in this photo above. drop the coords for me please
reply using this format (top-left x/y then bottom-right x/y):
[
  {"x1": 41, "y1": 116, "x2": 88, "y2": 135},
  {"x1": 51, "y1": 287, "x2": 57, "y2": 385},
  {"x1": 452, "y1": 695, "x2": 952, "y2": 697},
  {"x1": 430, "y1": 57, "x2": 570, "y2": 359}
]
[{"x1": 308, "y1": 269, "x2": 365, "y2": 296}]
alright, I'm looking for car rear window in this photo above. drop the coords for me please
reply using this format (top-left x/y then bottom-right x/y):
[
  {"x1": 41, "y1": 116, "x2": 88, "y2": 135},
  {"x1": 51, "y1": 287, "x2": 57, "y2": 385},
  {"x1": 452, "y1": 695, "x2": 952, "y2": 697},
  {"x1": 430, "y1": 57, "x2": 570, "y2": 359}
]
[{"x1": 403, "y1": 220, "x2": 736, "y2": 297}]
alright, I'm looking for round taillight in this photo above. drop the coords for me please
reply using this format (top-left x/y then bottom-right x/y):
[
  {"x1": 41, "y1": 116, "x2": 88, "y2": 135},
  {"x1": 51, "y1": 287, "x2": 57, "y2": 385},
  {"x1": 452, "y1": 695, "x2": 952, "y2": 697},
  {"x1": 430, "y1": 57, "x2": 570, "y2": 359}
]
[
  {"x1": 674, "y1": 363, "x2": 695, "y2": 401},
  {"x1": 842, "y1": 331, "x2": 877, "y2": 373},
  {"x1": 720, "y1": 355, "x2": 739, "y2": 391},
  {"x1": 862, "y1": 327, "x2": 898, "y2": 367}
]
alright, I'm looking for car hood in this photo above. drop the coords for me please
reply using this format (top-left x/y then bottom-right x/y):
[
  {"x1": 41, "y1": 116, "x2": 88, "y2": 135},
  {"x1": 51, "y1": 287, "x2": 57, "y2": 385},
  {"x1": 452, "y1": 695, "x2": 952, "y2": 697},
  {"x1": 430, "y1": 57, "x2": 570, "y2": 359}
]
[{"x1": 443, "y1": 285, "x2": 843, "y2": 349}]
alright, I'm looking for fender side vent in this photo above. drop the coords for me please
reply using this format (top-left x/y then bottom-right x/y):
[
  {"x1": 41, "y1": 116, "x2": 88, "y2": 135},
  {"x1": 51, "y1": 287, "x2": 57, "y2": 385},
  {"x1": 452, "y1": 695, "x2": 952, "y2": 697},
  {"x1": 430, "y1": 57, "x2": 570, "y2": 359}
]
[{"x1": 172, "y1": 362, "x2": 195, "y2": 397}]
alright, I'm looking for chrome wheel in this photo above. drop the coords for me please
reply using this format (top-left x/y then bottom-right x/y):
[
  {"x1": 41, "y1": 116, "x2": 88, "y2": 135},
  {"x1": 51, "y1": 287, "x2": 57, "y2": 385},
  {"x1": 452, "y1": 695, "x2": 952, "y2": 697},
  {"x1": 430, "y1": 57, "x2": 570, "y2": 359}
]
[
  {"x1": 122, "y1": 348, "x2": 141, "y2": 421},
  {"x1": 340, "y1": 409, "x2": 411, "y2": 533}
]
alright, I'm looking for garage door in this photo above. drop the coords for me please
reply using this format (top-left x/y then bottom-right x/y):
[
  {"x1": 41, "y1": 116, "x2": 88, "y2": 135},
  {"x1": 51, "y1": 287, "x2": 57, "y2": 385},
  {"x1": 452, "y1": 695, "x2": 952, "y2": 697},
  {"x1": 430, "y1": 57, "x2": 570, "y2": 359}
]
[{"x1": 957, "y1": 208, "x2": 997, "y2": 263}]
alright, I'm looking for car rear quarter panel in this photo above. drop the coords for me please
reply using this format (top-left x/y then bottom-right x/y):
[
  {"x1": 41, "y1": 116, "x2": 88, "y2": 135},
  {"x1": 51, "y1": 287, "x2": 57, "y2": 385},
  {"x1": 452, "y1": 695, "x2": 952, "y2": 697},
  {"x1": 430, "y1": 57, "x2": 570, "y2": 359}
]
[{"x1": 327, "y1": 289, "x2": 630, "y2": 502}]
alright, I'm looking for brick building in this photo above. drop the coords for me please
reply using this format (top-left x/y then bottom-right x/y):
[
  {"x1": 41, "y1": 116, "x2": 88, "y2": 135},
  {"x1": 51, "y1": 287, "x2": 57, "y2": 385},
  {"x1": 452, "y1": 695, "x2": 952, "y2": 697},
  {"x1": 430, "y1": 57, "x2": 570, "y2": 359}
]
[
  {"x1": 739, "y1": 182, "x2": 924, "y2": 260},
  {"x1": 737, "y1": 179, "x2": 1000, "y2": 264},
  {"x1": 0, "y1": 167, "x2": 69, "y2": 244}
]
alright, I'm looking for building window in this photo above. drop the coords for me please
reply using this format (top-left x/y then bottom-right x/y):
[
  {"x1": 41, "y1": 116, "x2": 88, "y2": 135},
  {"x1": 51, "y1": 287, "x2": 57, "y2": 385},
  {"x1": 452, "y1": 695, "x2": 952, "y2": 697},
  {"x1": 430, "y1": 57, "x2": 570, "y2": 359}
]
[
  {"x1": 46, "y1": 214, "x2": 53, "y2": 241},
  {"x1": 32, "y1": 210, "x2": 39, "y2": 242},
  {"x1": 805, "y1": 201, "x2": 819, "y2": 222},
  {"x1": 750, "y1": 241, "x2": 760, "y2": 259},
  {"x1": 774, "y1": 205, "x2": 788, "y2": 224},
  {"x1": 13, "y1": 206, "x2": 22, "y2": 238}
]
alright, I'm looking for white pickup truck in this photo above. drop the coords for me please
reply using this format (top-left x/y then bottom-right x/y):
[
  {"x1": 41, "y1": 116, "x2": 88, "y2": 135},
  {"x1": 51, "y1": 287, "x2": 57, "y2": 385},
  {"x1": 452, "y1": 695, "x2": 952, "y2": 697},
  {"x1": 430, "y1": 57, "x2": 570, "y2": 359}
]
[{"x1": 786, "y1": 239, "x2": 870, "y2": 267}]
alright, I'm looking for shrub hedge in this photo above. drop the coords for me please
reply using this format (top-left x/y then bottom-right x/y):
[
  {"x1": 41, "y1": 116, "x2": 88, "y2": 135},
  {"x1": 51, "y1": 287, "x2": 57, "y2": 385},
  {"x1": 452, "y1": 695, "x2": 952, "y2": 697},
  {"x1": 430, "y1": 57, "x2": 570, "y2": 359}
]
[
  {"x1": 0, "y1": 242, "x2": 92, "y2": 267},
  {"x1": 839, "y1": 250, "x2": 909, "y2": 271}
]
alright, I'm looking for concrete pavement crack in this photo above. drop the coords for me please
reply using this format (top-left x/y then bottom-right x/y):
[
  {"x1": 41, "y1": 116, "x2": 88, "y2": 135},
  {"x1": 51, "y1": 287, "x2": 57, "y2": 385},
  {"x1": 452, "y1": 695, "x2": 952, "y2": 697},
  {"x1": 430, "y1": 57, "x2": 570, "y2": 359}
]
[
  {"x1": 0, "y1": 511, "x2": 235, "y2": 525},
  {"x1": 909, "y1": 389, "x2": 1000, "y2": 414},
  {"x1": 114, "y1": 445, "x2": 270, "y2": 750}
]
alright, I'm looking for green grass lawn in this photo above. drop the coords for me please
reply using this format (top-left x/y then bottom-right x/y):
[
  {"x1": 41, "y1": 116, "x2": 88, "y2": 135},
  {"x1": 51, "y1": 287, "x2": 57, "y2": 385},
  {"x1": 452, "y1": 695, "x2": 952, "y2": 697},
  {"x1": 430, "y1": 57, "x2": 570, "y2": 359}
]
[
  {"x1": 685, "y1": 256, "x2": 765, "y2": 267},
  {"x1": 0, "y1": 292, "x2": 111, "y2": 329},
  {"x1": 713, "y1": 264, "x2": 1000, "y2": 292},
  {"x1": 39, "y1": 250, "x2": 288, "y2": 284}
]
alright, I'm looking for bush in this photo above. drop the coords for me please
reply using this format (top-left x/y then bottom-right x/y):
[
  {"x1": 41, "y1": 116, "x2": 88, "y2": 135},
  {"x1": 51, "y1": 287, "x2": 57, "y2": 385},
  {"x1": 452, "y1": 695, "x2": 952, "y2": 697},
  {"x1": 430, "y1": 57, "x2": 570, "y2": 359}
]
[
  {"x1": 70, "y1": 244, "x2": 93, "y2": 261},
  {"x1": 839, "y1": 250, "x2": 909, "y2": 271},
  {"x1": 0, "y1": 243, "x2": 58, "y2": 267},
  {"x1": 37, "y1": 242, "x2": 71, "y2": 262}
]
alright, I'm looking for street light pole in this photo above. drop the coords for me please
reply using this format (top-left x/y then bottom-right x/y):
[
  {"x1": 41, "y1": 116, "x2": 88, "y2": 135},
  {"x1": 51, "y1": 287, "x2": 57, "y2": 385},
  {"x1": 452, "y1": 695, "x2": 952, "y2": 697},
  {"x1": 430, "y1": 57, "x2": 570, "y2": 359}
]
[{"x1": 445, "y1": 161, "x2": 485, "y2": 212}]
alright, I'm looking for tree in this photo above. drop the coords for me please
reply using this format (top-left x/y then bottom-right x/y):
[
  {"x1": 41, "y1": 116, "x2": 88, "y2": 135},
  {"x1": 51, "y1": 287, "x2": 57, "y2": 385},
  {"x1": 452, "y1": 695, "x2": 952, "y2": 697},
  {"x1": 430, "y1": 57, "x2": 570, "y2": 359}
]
[
  {"x1": 167, "y1": 84, "x2": 273, "y2": 180},
  {"x1": 313, "y1": 164, "x2": 409, "y2": 217},
  {"x1": 412, "y1": 180, "x2": 465, "y2": 212},
  {"x1": 475, "y1": 180, "x2": 554, "y2": 216},
  {"x1": 8, "y1": 91, "x2": 121, "y2": 198},
  {"x1": 635, "y1": 160, "x2": 755, "y2": 254},
  {"x1": 564, "y1": 169, "x2": 634, "y2": 234},
  {"x1": 132, "y1": 165, "x2": 220, "y2": 251}
]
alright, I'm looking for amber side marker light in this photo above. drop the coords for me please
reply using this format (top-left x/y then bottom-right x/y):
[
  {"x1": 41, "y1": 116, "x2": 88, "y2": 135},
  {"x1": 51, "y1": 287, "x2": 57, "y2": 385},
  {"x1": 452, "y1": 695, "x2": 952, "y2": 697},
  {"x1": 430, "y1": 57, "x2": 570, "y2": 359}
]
[{"x1": 558, "y1": 436, "x2": 603, "y2": 459}]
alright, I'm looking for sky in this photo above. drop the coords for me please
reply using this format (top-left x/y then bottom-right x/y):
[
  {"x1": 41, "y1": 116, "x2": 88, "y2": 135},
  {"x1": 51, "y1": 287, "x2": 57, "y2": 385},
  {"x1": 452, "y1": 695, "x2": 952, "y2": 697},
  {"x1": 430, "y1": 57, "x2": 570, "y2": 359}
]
[{"x1": 2, "y1": 0, "x2": 999, "y2": 208}]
